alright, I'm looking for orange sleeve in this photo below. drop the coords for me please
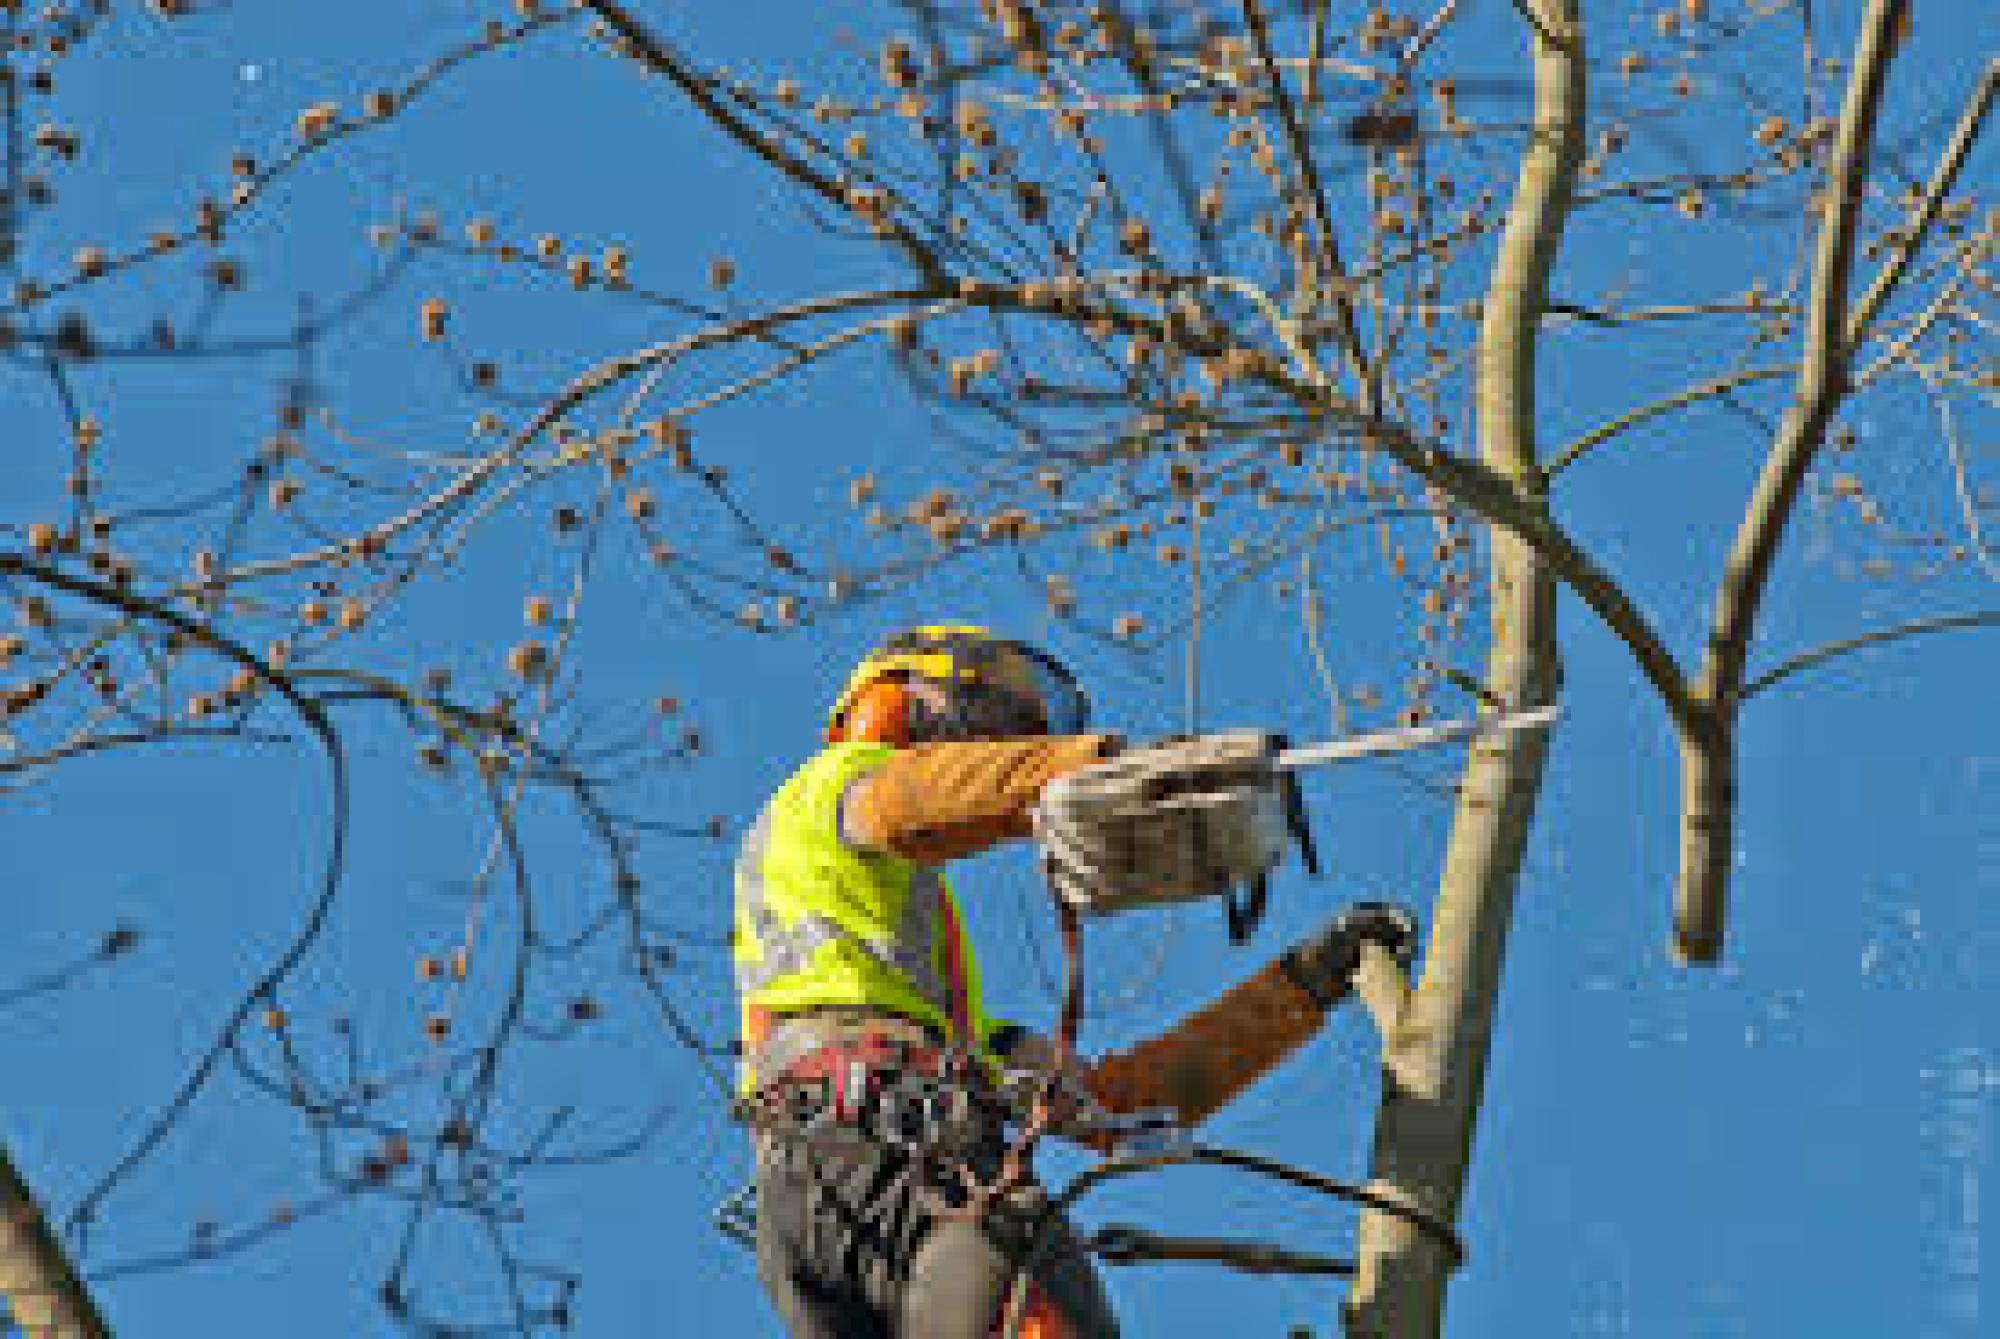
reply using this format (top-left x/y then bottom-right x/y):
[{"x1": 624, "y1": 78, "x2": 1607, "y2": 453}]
[
  {"x1": 841, "y1": 734, "x2": 1118, "y2": 865},
  {"x1": 1082, "y1": 959, "x2": 1332, "y2": 1128}
]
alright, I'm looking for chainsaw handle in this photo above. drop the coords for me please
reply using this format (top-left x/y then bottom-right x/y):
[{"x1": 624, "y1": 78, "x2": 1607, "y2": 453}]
[
  {"x1": 1221, "y1": 737, "x2": 1319, "y2": 943},
  {"x1": 1271, "y1": 738, "x2": 1321, "y2": 879}
]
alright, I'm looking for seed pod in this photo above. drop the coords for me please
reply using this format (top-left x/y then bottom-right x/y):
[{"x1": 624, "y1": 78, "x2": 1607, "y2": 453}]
[
  {"x1": 646, "y1": 417, "x2": 689, "y2": 451},
  {"x1": 295, "y1": 102, "x2": 339, "y2": 140},
  {"x1": 1343, "y1": 108, "x2": 1418, "y2": 148},
  {"x1": 880, "y1": 39, "x2": 919, "y2": 90},
  {"x1": 507, "y1": 640, "x2": 549, "y2": 680},
  {"x1": 1045, "y1": 575, "x2": 1076, "y2": 614},
  {"x1": 955, "y1": 101, "x2": 995, "y2": 148}
]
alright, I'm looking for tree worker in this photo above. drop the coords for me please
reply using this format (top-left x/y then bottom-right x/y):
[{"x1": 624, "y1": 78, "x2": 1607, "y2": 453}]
[{"x1": 734, "y1": 624, "x2": 1419, "y2": 1339}]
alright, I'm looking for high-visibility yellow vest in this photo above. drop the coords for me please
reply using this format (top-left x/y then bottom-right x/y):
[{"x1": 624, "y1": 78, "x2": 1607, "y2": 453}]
[{"x1": 734, "y1": 743, "x2": 995, "y2": 1088}]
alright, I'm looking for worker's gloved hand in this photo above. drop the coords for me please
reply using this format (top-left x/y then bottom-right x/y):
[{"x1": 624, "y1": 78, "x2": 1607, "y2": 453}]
[
  {"x1": 1277, "y1": 900, "x2": 1420, "y2": 1010},
  {"x1": 991, "y1": 1028, "x2": 1099, "y2": 1130}
]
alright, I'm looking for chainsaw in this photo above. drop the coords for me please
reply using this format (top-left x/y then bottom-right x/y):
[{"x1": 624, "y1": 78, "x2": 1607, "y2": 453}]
[{"x1": 1031, "y1": 705, "x2": 1560, "y2": 942}]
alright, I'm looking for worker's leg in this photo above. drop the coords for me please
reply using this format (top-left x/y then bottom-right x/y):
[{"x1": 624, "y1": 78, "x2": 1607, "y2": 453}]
[
  {"x1": 897, "y1": 1185, "x2": 1119, "y2": 1339},
  {"x1": 753, "y1": 1135, "x2": 894, "y2": 1339}
]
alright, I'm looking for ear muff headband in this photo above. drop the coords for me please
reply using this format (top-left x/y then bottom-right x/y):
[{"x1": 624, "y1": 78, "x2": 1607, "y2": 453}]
[{"x1": 878, "y1": 632, "x2": 1087, "y2": 732}]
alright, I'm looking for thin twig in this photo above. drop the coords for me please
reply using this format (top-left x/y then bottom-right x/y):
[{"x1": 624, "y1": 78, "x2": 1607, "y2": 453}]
[{"x1": 1741, "y1": 611, "x2": 2000, "y2": 699}]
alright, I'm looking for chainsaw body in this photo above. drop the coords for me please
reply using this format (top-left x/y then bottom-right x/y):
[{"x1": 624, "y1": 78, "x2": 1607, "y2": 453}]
[{"x1": 1031, "y1": 730, "x2": 1317, "y2": 940}]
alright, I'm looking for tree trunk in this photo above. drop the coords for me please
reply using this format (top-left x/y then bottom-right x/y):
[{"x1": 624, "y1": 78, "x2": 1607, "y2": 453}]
[
  {"x1": 1341, "y1": 3, "x2": 1580, "y2": 1334},
  {"x1": 0, "y1": 1143, "x2": 111, "y2": 1337}
]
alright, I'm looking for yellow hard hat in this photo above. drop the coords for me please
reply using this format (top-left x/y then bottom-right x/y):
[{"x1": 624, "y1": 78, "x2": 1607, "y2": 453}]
[{"x1": 826, "y1": 624, "x2": 1088, "y2": 743}]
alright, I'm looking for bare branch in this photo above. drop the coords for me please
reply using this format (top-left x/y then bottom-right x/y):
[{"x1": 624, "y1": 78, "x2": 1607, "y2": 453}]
[
  {"x1": 1548, "y1": 364, "x2": 1795, "y2": 475},
  {"x1": 1676, "y1": 0, "x2": 1913, "y2": 966},
  {"x1": 580, "y1": 0, "x2": 948, "y2": 288},
  {"x1": 1846, "y1": 58, "x2": 1997, "y2": 344},
  {"x1": 1239, "y1": 0, "x2": 1371, "y2": 397},
  {"x1": 1741, "y1": 610, "x2": 2000, "y2": 700}
]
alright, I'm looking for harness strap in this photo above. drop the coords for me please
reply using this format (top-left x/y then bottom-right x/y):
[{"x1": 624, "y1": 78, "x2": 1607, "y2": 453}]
[{"x1": 750, "y1": 1010, "x2": 945, "y2": 1084}]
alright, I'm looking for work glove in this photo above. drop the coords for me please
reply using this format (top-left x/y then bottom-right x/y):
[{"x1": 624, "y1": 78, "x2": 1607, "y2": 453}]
[
  {"x1": 1276, "y1": 900, "x2": 1419, "y2": 1010},
  {"x1": 1083, "y1": 905, "x2": 1417, "y2": 1132},
  {"x1": 990, "y1": 1029, "x2": 1098, "y2": 1129}
]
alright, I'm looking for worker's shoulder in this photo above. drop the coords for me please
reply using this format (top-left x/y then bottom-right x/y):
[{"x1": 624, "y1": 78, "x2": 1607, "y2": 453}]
[{"x1": 762, "y1": 741, "x2": 899, "y2": 820}]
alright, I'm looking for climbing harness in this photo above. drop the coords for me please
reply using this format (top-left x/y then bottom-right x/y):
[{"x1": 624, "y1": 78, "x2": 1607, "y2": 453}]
[{"x1": 736, "y1": 1033, "x2": 998, "y2": 1162}]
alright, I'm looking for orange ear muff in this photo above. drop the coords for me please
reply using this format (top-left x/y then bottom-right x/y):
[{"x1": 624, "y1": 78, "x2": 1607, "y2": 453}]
[{"x1": 828, "y1": 679, "x2": 912, "y2": 745}]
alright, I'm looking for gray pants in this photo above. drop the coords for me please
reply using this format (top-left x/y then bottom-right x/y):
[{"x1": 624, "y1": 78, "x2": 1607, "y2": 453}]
[{"x1": 752, "y1": 1131, "x2": 1119, "y2": 1339}]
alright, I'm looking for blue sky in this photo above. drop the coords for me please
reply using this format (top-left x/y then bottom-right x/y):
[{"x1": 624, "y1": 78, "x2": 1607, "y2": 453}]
[{"x1": 2, "y1": 2, "x2": 1994, "y2": 1335}]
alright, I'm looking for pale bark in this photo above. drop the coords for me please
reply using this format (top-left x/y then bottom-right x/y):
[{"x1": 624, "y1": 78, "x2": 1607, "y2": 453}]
[
  {"x1": 0, "y1": 1146, "x2": 110, "y2": 1338},
  {"x1": 1340, "y1": 2, "x2": 1579, "y2": 1334},
  {"x1": 1349, "y1": 943, "x2": 1412, "y2": 1081},
  {"x1": 1674, "y1": 0, "x2": 1911, "y2": 964}
]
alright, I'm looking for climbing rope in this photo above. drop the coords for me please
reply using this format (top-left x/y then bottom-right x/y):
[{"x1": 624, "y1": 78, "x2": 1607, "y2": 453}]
[{"x1": 997, "y1": 1141, "x2": 1466, "y2": 1338}]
